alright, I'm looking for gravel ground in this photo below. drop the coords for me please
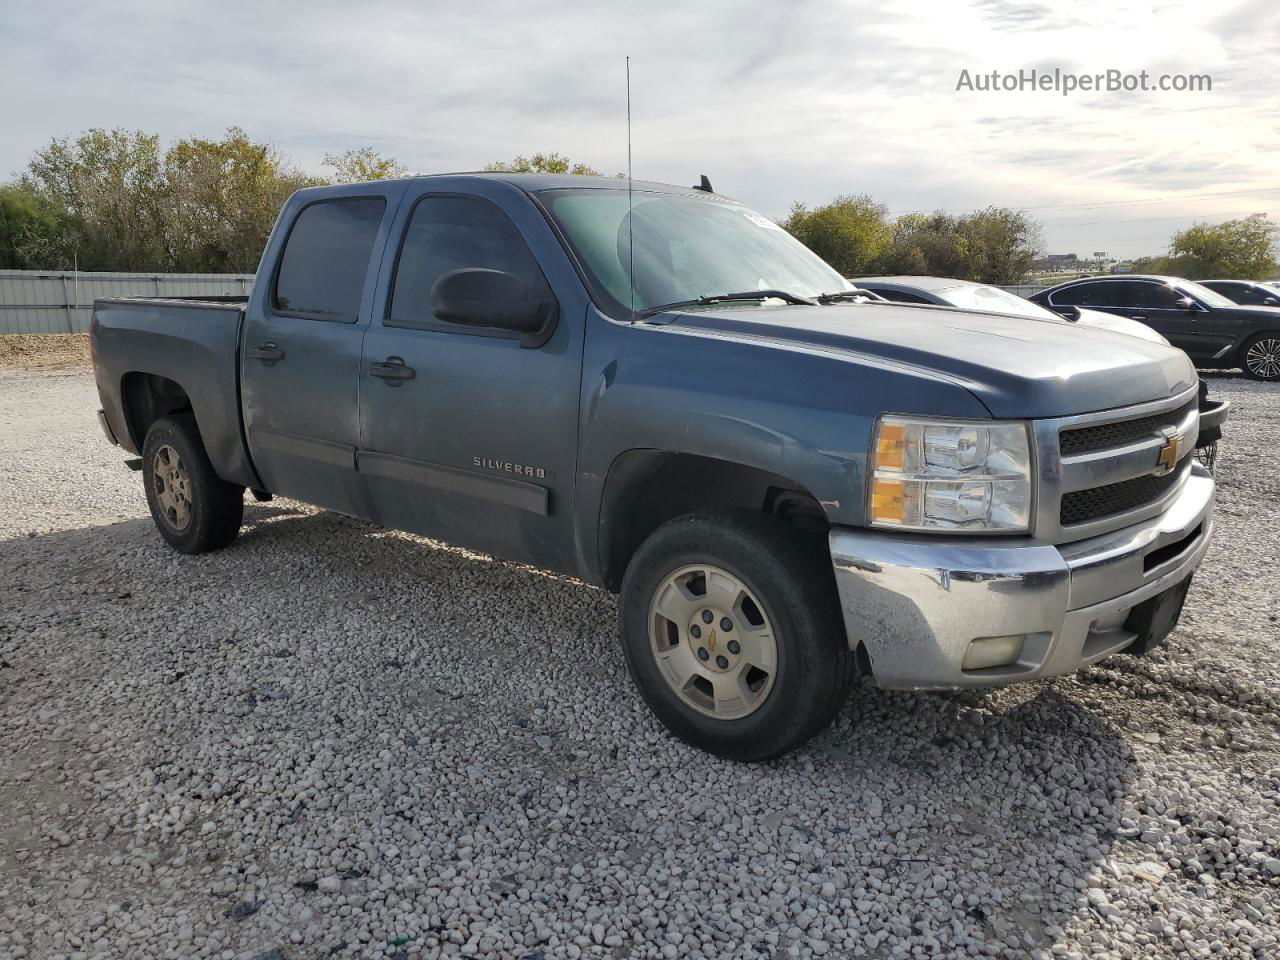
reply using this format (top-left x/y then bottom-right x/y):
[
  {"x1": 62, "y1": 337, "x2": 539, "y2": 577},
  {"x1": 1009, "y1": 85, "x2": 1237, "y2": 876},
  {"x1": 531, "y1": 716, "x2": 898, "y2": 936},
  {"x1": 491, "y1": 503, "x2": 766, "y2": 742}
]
[{"x1": 0, "y1": 358, "x2": 1277, "y2": 960}]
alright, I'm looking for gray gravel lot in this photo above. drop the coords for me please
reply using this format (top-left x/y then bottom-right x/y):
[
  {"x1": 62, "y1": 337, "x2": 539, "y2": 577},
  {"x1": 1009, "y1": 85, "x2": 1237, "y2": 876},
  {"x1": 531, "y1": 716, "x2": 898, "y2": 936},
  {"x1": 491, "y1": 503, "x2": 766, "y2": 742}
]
[{"x1": 1, "y1": 363, "x2": 1278, "y2": 960}]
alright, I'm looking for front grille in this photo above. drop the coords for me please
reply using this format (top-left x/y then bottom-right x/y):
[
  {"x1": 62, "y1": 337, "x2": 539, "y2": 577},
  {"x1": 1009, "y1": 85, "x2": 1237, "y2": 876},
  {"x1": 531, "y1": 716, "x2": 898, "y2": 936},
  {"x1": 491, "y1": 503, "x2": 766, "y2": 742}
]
[
  {"x1": 1059, "y1": 399, "x2": 1196, "y2": 456},
  {"x1": 1060, "y1": 457, "x2": 1189, "y2": 526}
]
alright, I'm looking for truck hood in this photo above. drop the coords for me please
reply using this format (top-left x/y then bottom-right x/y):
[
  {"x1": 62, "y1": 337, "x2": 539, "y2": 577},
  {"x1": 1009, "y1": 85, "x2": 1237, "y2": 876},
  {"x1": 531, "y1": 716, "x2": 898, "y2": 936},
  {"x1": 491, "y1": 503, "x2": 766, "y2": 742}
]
[{"x1": 659, "y1": 301, "x2": 1197, "y2": 419}]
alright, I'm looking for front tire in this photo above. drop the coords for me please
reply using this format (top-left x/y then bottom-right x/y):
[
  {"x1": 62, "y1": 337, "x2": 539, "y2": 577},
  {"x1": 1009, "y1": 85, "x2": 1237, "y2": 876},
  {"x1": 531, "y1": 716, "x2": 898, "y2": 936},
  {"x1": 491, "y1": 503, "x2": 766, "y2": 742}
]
[
  {"x1": 1241, "y1": 333, "x2": 1280, "y2": 381},
  {"x1": 142, "y1": 415, "x2": 244, "y2": 554},
  {"x1": 619, "y1": 509, "x2": 856, "y2": 761}
]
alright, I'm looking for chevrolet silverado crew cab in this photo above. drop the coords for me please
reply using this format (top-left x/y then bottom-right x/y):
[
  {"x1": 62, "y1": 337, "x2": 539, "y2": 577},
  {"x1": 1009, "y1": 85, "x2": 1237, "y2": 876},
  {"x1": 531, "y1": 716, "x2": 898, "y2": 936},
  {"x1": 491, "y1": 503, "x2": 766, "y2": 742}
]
[{"x1": 91, "y1": 174, "x2": 1215, "y2": 761}]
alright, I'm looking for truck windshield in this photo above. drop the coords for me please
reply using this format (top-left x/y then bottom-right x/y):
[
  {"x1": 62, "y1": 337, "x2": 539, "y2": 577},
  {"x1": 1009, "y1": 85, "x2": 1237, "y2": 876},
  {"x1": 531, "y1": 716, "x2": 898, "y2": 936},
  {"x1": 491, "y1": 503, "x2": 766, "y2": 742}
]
[{"x1": 538, "y1": 188, "x2": 849, "y2": 318}]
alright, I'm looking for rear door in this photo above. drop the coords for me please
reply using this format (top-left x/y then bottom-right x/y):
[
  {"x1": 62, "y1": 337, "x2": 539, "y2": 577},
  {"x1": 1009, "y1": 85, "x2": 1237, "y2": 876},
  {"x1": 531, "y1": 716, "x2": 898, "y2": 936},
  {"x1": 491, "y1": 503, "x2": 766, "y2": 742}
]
[
  {"x1": 357, "y1": 179, "x2": 588, "y2": 574},
  {"x1": 241, "y1": 186, "x2": 404, "y2": 516}
]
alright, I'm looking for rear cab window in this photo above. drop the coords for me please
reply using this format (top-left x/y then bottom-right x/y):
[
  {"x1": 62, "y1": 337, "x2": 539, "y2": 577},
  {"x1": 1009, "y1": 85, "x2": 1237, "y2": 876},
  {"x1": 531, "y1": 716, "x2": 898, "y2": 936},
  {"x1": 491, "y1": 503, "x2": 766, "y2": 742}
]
[{"x1": 273, "y1": 197, "x2": 387, "y2": 321}]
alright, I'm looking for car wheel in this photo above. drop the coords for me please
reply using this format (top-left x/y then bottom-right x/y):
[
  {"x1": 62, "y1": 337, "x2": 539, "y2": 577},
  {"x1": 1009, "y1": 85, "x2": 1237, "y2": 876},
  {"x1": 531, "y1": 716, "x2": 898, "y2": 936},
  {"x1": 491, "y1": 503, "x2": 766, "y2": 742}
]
[
  {"x1": 142, "y1": 415, "x2": 244, "y2": 554},
  {"x1": 1241, "y1": 333, "x2": 1280, "y2": 381},
  {"x1": 619, "y1": 509, "x2": 856, "y2": 761}
]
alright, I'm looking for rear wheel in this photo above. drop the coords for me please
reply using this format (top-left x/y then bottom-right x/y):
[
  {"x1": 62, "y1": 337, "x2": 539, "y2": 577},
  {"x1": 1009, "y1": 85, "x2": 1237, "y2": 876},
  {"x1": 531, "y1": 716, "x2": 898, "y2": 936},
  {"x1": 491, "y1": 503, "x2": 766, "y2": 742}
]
[
  {"x1": 142, "y1": 415, "x2": 244, "y2": 554},
  {"x1": 1241, "y1": 333, "x2": 1280, "y2": 381},
  {"x1": 619, "y1": 509, "x2": 856, "y2": 761}
]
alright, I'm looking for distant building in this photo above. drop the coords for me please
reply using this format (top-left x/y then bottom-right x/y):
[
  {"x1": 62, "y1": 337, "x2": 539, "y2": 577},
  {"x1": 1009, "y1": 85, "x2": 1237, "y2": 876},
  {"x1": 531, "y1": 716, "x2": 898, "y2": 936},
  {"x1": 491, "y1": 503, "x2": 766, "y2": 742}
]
[{"x1": 1034, "y1": 253, "x2": 1079, "y2": 272}]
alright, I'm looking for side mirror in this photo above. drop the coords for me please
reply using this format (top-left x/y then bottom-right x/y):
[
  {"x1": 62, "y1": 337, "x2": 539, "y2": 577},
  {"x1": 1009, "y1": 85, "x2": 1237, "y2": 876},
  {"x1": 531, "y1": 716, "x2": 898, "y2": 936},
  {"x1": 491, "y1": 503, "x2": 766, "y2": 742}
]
[
  {"x1": 1175, "y1": 296, "x2": 1199, "y2": 313},
  {"x1": 1055, "y1": 304, "x2": 1081, "y2": 321},
  {"x1": 431, "y1": 268, "x2": 557, "y2": 348},
  {"x1": 1264, "y1": 297, "x2": 1279, "y2": 307}
]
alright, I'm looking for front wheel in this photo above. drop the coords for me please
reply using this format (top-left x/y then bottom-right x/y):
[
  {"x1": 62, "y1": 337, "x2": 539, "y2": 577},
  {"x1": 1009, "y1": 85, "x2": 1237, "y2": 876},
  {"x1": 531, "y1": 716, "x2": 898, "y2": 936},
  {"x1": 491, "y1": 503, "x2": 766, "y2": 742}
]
[
  {"x1": 1241, "y1": 333, "x2": 1280, "y2": 381},
  {"x1": 142, "y1": 415, "x2": 244, "y2": 554},
  {"x1": 619, "y1": 509, "x2": 856, "y2": 761}
]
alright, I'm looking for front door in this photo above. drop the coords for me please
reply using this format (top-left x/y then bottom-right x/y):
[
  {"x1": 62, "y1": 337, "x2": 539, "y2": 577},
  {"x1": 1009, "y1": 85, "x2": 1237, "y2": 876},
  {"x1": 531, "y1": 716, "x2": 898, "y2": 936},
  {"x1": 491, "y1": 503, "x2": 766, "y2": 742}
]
[
  {"x1": 1116, "y1": 280, "x2": 1215, "y2": 361},
  {"x1": 241, "y1": 190, "x2": 398, "y2": 517},
  {"x1": 358, "y1": 185, "x2": 585, "y2": 573}
]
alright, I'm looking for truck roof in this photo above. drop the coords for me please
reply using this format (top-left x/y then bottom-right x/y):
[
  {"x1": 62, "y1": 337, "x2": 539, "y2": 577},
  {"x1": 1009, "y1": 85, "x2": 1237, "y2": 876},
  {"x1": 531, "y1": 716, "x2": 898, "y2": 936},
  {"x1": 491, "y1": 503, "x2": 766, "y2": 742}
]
[{"x1": 301, "y1": 172, "x2": 728, "y2": 198}]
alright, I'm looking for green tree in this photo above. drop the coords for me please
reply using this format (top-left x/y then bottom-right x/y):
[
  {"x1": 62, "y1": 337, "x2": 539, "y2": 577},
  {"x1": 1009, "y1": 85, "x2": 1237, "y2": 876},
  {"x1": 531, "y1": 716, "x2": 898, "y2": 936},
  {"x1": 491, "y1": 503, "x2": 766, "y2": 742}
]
[
  {"x1": 484, "y1": 151, "x2": 619, "y2": 177},
  {"x1": 954, "y1": 206, "x2": 1041, "y2": 284},
  {"x1": 323, "y1": 147, "x2": 407, "y2": 183},
  {"x1": 165, "y1": 128, "x2": 322, "y2": 272},
  {"x1": 877, "y1": 212, "x2": 969, "y2": 277},
  {"x1": 0, "y1": 182, "x2": 77, "y2": 269},
  {"x1": 782, "y1": 194, "x2": 892, "y2": 277},
  {"x1": 24, "y1": 128, "x2": 170, "y2": 271},
  {"x1": 1169, "y1": 214, "x2": 1277, "y2": 279}
]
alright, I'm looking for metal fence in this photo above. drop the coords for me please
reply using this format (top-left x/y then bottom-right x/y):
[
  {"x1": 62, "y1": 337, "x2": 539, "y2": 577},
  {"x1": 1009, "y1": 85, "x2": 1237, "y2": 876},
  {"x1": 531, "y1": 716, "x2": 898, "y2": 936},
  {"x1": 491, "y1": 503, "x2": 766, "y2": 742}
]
[{"x1": 0, "y1": 270, "x2": 255, "y2": 334}]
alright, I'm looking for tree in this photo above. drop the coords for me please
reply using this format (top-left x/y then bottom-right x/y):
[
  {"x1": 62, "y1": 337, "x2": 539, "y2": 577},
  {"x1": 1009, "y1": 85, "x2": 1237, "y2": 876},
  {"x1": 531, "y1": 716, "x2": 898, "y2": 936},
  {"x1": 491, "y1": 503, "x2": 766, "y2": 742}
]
[
  {"x1": 877, "y1": 212, "x2": 969, "y2": 277},
  {"x1": 24, "y1": 128, "x2": 168, "y2": 271},
  {"x1": 166, "y1": 128, "x2": 322, "y2": 272},
  {"x1": 782, "y1": 194, "x2": 892, "y2": 277},
  {"x1": 323, "y1": 147, "x2": 407, "y2": 183},
  {"x1": 484, "y1": 151, "x2": 619, "y2": 177},
  {"x1": 1169, "y1": 214, "x2": 1277, "y2": 279},
  {"x1": 954, "y1": 206, "x2": 1041, "y2": 284},
  {"x1": 0, "y1": 182, "x2": 77, "y2": 269}
]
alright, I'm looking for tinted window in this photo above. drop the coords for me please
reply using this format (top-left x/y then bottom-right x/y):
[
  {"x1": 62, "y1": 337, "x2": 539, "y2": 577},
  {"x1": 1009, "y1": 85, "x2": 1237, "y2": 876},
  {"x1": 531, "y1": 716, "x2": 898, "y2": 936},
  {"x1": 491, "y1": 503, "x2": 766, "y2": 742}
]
[
  {"x1": 274, "y1": 197, "x2": 386, "y2": 321},
  {"x1": 1128, "y1": 281, "x2": 1183, "y2": 308},
  {"x1": 1236, "y1": 285, "x2": 1277, "y2": 306},
  {"x1": 872, "y1": 288, "x2": 933, "y2": 304},
  {"x1": 390, "y1": 195, "x2": 550, "y2": 328},
  {"x1": 1051, "y1": 281, "x2": 1111, "y2": 307}
]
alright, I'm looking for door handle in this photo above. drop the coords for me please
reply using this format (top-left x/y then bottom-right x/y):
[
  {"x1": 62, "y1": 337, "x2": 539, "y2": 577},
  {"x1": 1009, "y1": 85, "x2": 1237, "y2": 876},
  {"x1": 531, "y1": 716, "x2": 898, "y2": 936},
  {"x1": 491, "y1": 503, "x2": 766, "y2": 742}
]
[
  {"x1": 370, "y1": 357, "x2": 416, "y2": 385},
  {"x1": 1128, "y1": 315, "x2": 1146, "y2": 321},
  {"x1": 249, "y1": 342, "x2": 285, "y2": 365}
]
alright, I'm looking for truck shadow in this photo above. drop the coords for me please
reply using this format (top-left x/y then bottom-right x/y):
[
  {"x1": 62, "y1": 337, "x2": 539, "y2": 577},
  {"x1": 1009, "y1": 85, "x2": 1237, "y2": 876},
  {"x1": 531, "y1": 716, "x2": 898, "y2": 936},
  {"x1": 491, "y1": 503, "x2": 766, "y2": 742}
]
[{"x1": 0, "y1": 503, "x2": 1136, "y2": 955}]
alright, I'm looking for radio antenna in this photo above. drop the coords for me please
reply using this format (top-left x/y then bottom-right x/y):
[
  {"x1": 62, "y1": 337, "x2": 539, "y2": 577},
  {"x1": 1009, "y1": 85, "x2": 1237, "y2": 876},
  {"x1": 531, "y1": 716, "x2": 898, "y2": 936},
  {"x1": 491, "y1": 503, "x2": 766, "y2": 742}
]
[{"x1": 626, "y1": 56, "x2": 635, "y2": 321}]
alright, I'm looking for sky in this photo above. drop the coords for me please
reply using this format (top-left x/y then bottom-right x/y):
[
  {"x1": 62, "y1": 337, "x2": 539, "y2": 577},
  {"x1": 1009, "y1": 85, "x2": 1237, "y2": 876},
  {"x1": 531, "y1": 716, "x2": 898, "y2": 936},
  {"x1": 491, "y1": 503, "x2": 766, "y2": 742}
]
[{"x1": 1, "y1": 0, "x2": 1277, "y2": 259}]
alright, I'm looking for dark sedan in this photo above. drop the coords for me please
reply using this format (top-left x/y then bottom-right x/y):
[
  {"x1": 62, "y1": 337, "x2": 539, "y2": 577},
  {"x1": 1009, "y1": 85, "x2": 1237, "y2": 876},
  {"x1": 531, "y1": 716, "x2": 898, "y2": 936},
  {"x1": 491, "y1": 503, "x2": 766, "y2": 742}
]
[
  {"x1": 1199, "y1": 279, "x2": 1280, "y2": 308},
  {"x1": 1031, "y1": 275, "x2": 1280, "y2": 381}
]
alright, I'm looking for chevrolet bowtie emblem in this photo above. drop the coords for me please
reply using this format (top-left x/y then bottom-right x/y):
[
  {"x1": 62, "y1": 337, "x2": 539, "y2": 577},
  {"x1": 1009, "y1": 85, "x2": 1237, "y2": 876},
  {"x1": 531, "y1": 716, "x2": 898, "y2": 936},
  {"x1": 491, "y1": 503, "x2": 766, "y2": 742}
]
[
  {"x1": 707, "y1": 628, "x2": 717, "y2": 651},
  {"x1": 1157, "y1": 434, "x2": 1182, "y2": 473}
]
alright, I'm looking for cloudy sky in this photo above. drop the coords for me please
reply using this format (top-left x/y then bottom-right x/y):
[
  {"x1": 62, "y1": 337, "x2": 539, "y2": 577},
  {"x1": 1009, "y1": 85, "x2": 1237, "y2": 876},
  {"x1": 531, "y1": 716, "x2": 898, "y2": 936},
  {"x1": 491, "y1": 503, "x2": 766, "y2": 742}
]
[{"x1": 2, "y1": 0, "x2": 1276, "y2": 258}]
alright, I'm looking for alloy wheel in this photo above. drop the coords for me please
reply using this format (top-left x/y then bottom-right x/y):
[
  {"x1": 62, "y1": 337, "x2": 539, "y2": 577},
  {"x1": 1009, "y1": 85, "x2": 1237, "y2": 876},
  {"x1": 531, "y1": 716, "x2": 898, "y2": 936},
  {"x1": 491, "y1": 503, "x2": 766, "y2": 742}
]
[
  {"x1": 153, "y1": 444, "x2": 193, "y2": 530},
  {"x1": 647, "y1": 564, "x2": 778, "y2": 720},
  {"x1": 1245, "y1": 337, "x2": 1280, "y2": 380}
]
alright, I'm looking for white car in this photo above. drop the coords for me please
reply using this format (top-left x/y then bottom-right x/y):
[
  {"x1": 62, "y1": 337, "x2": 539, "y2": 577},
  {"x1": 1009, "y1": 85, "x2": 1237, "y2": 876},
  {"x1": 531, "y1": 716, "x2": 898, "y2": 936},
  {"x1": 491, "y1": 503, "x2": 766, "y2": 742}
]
[{"x1": 850, "y1": 275, "x2": 1170, "y2": 345}]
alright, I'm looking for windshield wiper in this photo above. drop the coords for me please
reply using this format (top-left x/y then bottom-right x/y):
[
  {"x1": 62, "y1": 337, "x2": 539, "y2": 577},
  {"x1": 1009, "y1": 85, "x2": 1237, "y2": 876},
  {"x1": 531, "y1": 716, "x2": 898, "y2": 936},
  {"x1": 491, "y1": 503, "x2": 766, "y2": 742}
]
[
  {"x1": 817, "y1": 288, "x2": 885, "y2": 304},
  {"x1": 637, "y1": 289, "x2": 817, "y2": 319}
]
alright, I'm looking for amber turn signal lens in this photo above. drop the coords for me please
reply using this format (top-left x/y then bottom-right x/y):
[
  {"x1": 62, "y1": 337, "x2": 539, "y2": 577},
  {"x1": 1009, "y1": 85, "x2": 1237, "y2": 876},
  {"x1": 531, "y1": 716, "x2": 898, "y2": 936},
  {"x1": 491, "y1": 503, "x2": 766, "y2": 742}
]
[
  {"x1": 870, "y1": 478, "x2": 906, "y2": 523},
  {"x1": 875, "y1": 423, "x2": 907, "y2": 471}
]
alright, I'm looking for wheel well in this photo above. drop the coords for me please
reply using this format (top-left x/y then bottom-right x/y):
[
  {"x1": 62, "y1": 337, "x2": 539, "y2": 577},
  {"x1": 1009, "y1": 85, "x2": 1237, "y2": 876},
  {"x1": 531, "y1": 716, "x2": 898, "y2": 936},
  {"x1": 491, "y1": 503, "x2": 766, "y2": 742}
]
[
  {"x1": 598, "y1": 451, "x2": 829, "y2": 591},
  {"x1": 120, "y1": 373, "x2": 194, "y2": 450}
]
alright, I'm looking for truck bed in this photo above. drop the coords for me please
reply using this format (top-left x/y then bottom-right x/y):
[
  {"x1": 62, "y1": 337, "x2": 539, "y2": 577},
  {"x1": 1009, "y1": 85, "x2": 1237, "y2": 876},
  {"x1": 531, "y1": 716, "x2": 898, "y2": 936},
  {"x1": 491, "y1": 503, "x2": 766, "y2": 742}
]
[{"x1": 91, "y1": 296, "x2": 261, "y2": 490}]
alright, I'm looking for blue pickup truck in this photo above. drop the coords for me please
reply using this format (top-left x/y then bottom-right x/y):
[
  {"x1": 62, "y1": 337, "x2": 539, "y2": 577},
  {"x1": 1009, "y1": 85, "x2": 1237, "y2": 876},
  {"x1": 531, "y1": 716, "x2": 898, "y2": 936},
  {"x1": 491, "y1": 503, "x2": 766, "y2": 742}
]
[{"x1": 91, "y1": 173, "x2": 1215, "y2": 760}]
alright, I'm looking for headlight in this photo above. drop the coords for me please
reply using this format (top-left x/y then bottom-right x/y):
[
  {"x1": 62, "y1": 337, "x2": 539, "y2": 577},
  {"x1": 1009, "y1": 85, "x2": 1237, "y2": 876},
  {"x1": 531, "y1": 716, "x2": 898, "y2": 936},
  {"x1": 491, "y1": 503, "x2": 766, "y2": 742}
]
[{"x1": 869, "y1": 415, "x2": 1032, "y2": 532}]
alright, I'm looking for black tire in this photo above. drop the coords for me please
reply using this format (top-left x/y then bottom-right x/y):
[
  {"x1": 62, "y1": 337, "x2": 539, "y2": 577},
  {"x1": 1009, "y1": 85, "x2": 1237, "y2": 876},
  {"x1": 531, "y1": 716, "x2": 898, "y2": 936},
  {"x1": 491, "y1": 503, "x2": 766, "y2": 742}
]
[
  {"x1": 619, "y1": 509, "x2": 856, "y2": 761},
  {"x1": 1240, "y1": 332, "x2": 1280, "y2": 381},
  {"x1": 141, "y1": 415, "x2": 244, "y2": 554}
]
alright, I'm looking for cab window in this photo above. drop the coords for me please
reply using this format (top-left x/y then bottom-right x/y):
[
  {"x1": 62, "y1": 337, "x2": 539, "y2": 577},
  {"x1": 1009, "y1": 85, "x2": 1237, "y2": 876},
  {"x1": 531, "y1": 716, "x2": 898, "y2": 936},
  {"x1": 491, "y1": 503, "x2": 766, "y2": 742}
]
[
  {"x1": 388, "y1": 195, "x2": 551, "y2": 330},
  {"x1": 273, "y1": 197, "x2": 386, "y2": 321}
]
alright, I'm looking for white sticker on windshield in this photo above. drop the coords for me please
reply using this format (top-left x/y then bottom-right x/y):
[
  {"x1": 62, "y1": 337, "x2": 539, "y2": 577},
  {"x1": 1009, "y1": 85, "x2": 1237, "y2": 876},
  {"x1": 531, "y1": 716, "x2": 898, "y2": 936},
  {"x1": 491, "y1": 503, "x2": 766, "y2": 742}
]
[{"x1": 742, "y1": 211, "x2": 782, "y2": 230}]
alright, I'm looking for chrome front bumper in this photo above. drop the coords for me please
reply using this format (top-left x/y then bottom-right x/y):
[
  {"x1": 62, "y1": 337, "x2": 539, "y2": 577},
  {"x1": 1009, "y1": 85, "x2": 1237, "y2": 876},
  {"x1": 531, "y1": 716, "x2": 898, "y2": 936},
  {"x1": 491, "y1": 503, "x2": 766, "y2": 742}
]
[{"x1": 830, "y1": 465, "x2": 1215, "y2": 690}]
